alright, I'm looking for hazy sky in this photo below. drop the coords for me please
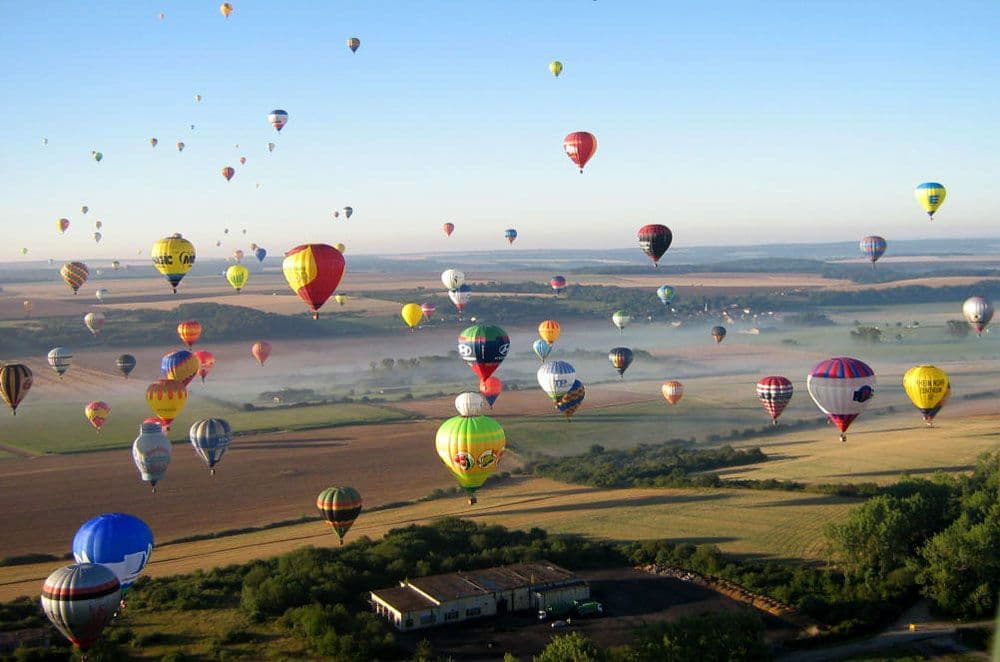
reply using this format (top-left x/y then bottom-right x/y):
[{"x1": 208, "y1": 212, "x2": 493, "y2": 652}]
[{"x1": 2, "y1": 1, "x2": 999, "y2": 261}]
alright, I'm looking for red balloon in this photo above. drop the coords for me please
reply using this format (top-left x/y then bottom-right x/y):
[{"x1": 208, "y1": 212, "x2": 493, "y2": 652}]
[
  {"x1": 251, "y1": 341, "x2": 272, "y2": 366},
  {"x1": 221, "y1": 166, "x2": 235, "y2": 181},
  {"x1": 479, "y1": 377, "x2": 503, "y2": 407},
  {"x1": 638, "y1": 224, "x2": 673, "y2": 266},
  {"x1": 421, "y1": 302, "x2": 436, "y2": 319},
  {"x1": 563, "y1": 131, "x2": 597, "y2": 173},
  {"x1": 282, "y1": 244, "x2": 346, "y2": 319}
]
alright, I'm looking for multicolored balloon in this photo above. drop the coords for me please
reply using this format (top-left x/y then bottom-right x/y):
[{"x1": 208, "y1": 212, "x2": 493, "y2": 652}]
[
  {"x1": 638, "y1": 225, "x2": 672, "y2": 266},
  {"x1": 661, "y1": 380, "x2": 684, "y2": 405},
  {"x1": 221, "y1": 166, "x2": 235, "y2": 181},
  {"x1": 538, "y1": 319, "x2": 561, "y2": 344},
  {"x1": 449, "y1": 283, "x2": 472, "y2": 313},
  {"x1": 550, "y1": 276, "x2": 567, "y2": 295},
  {"x1": 41, "y1": 564, "x2": 120, "y2": 652},
  {"x1": 347, "y1": 37, "x2": 360, "y2": 53},
  {"x1": 151, "y1": 234, "x2": 195, "y2": 293},
  {"x1": 161, "y1": 350, "x2": 200, "y2": 386},
  {"x1": 711, "y1": 325, "x2": 727, "y2": 343},
  {"x1": 532, "y1": 339, "x2": 552, "y2": 363},
  {"x1": 504, "y1": 228, "x2": 517, "y2": 245},
  {"x1": 537, "y1": 360, "x2": 576, "y2": 400},
  {"x1": 611, "y1": 310, "x2": 631, "y2": 333},
  {"x1": 57, "y1": 217, "x2": 70, "y2": 233},
  {"x1": 563, "y1": 131, "x2": 597, "y2": 173},
  {"x1": 656, "y1": 285, "x2": 676, "y2": 306},
  {"x1": 282, "y1": 244, "x2": 346, "y2": 319},
  {"x1": 193, "y1": 350, "x2": 215, "y2": 383},
  {"x1": 1, "y1": 364, "x2": 33, "y2": 414},
  {"x1": 914, "y1": 182, "x2": 946, "y2": 219},
  {"x1": 60, "y1": 261, "x2": 89, "y2": 293},
  {"x1": 189, "y1": 418, "x2": 232, "y2": 474},
  {"x1": 84, "y1": 401, "x2": 111, "y2": 433},
  {"x1": 435, "y1": 415, "x2": 506, "y2": 504},
  {"x1": 806, "y1": 357, "x2": 876, "y2": 442},
  {"x1": 608, "y1": 347, "x2": 633, "y2": 378},
  {"x1": 177, "y1": 320, "x2": 202, "y2": 348},
  {"x1": 421, "y1": 302, "x2": 437, "y2": 319},
  {"x1": 902, "y1": 365, "x2": 949, "y2": 426},
  {"x1": 555, "y1": 379, "x2": 585, "y2": 420},
  {"x1": 71, "y1": 514, "x2": 153, "y2": 593},
  {"x1": 860, "y1": 236, "x2": 887, "y2": 263},
  {"x1": 458, "y1": 324, "x2": 510, "y2": 381},
  {"x1": 756, "y1": 376, "x2": 793, "y2": 424},
  {"x1": 116, "y1": 354, "x2": 136, "y2": 379},
  {"x1": 316, "y1": 486, "x2": 362, "y2": 545},
  {"x1": 962, "y1": 296, "x2": 993, "y2": 336},
  {"x1": 220, "y1": 3, "x2": 233, "y2": 18},
  {"x1": 268, "y1": 109, "x2": 289, "y2": 132},
  {"x1": 145, "y1": 379, "x2": 187, "y2": 431},
  {"x1": 479, "y1": 377, "x2": 503, "y2": 407},
  {"x1": 47, "y1": 347, "x2": 73, "y2": 378}
]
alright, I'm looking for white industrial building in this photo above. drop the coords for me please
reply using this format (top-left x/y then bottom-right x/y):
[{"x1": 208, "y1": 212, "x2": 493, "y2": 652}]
[{"x1": 370, "y1": 561, "x2": 589, "y2": 631}]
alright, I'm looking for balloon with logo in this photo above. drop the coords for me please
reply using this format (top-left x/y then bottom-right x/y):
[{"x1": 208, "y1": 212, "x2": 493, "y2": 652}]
[
  {"x1": 756, "y1": 376, "x2": 793, "y2": 424},
  {"x1": 47, "y1": 347, "x2": 73, "y2": 378},
  {"x1": 84, "y1": 401, "x2": 111, "y2": 434},
  {"x1": 72, "y1": 514, "x2": 153, "y2": 594},
  {"x1": 226, "y1": 264, "x2": 249, "y2": 292},
  {"x1": 316, "y1": 486, "x2": 362, "y2": 545},
  {"x1": 176, "y1": 320, "x2": 202, "y2": 348},
  {"x1": 555, "y1": 379, "x2": 586, "y2": 420},
  {"x1": 145, "y1": 379, "x2": 187, "y2": 431},
  {"x1": 455, "y1": 392, "x2": 487, "y2": 417},
  {"x1": 193, "y1": 350, "x2": 215, "y2": 383},
  {"x1": 550, "y1": 275, "x2": 567, "y2": 295},
  {"x1": 608, "y1": 347, "x2": 633, "y2": 378},
  {"x1": 656, "y1": 285, "x2": 676, "y2": 306},
  {"x1": 189, "y1": 418, "x2": 232, "y2": 474},
  {"x1": 458, "y1": 324, "x2": 509, "y2": 381},
  {"x1": 532, "y1": 338, "x2": 552, "y2": 363},
  {"x1": 962, "y1": 296, "x2": 993, "y2": 337},
  {"x1": 282, "y1": 243, "x2": 346, "y2": 319},
  {"x1": 711, "y1": 325, "x2": 727, "y2": 344},
  {"x1": 435, "y1": 415, "x2": 506, "y2": 505},
  {"x1": 268, "y1": 109, "x2": 288, "y2": 132},
  {"x1": 638, "y1": 225, "x2": 672, "y2": 267},
  {"x1": 151, "y1": 233, "x2": 195, "y2": 293},
  {"x1": 0, "y1": 364, "x2": 33, "y2": 415},
  {"x1": 116, "y1": 354, "x2": 136, "y2": 379},
  {"x1": 611, "y1": 310, "x2": 630, "y2": 334},
  {"x1": 537, "y1": 360, "x2": 576, "y2": 401},
  {"x1": 401, "y1": 303, "x2": 423, "y2": 331},
  {"x1": 41, "y1": 564, "x2": 120, "y2": 653},
  {"x1": 661, "y1": 380, "x2": 684, "y2": 405},
  {"x1": 860, "y1": 236, "x2": 887, "y2": 263},
  {"x1": 902, "y1": 365, "x2": 949, "y2": 426},
  {"x1": 914, "y1": 182, "x2": 946, "y2": 219},
  {"x1": 84, "y1": 311, "x2": 105, "y2": 336},
  {"x1": 60, "y1": 261, "x2": 89, "y2": 293},
  {"x1": 479, "y1": 377, "x2": 502, "y2": 407},
  {"x1": 161, "y1": 350, "x2": 200, "y2": 387},
  {"x1": 563, "y1": 131, "x2": 597, "y2": 172},
  {"x1": 806, "y1": 357, "x2": 876, "y2": 442},
  {"x1": 538, "y1": 319, "x2": 561, "y2": 345}
]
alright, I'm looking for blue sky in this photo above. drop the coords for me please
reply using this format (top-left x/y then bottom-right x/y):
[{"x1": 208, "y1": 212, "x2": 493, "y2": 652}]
[{"x1": 2, "y1": 1, "x2": 999, "y2": 260}]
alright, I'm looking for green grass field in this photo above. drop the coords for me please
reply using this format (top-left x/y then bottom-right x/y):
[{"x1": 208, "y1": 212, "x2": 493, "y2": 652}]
[{"x1": 0, "y1": 400, "x2": 415, "y2": 454}]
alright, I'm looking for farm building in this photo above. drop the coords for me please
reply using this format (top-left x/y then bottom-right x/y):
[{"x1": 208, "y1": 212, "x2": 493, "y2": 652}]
[{"x1": 370, "y1": 561, "x2": 588, "y2": 631}]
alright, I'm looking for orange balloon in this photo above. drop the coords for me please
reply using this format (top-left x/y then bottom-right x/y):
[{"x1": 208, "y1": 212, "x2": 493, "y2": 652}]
[
  {"x1": 177, "y1": 320, "x2": 202, "y2": 348},
  {"x1": 251, "y1": 341, "x2": 271, "y2": 366},
  {"x1": 221, "y1": 166, "x2": 235, "y2": 181}
]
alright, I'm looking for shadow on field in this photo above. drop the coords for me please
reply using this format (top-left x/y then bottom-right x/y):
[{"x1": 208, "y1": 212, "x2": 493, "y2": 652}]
[
  {"x1": 751, "y1": 496, "x2": 855, "y2": 508},
  {"x1": 469, "y1": 492, "x2": 731, "y2": 518},
  {"x1": 236, "y1": 438, "x2": 349, "y2": 450},
  {"x1": 665, "y1": 536, "x2": 738, "y2": 546},
  {"x1": 829, "y1": 464, "x2": 974, "y2": 478}
]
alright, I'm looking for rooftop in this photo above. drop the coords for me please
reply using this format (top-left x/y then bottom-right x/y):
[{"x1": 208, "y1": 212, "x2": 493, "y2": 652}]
[
  {"x1": 409, "y1": 573, "x2": 487, "y2": 602},
  {"x1": 371, "y1": 585, "x2": 437, "y2": 613}
]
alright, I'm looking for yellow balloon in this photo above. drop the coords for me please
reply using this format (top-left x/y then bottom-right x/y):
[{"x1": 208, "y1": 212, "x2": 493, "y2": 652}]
[
  {"x1": 914, "y1": 183, "x2": 946, "y2": 219},
  {"x1": 902, "y1": 365, "x2": 949, "y2": 425},
  {"x1": 435, "y1": 415, "x2": 506, "y2": 504},
  {"x1": 549, "y1": 61, "x2": 563, "y2": 77},
  {"x1": 538, "y1": 320, "x2": 561, "y2": 344},
  {"x1": 334, "y1": 294, "x2": 347, "y2": 307},
  {"x1": 220, "y1": 2, "x2": 233, "y2": 18},
  {"x1": 145, "y1": 379, "x2": 187, "y2": 427},
  {"x1": 226, "y1": 264, "x2": 249, "y2": 292},
  {"x1": 401, "y1": 303, "x2": 423, "y2": 329},
  {"x1": 151, "y1": 233, "x2": 195, "y2": 293}
]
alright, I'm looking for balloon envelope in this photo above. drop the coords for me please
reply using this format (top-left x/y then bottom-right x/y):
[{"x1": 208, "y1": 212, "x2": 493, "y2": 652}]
[
  {"x1": 190, "y1": 418, "x2": 232, "y2": 472},
  {"x1": 455, "y1": 392, "x2": 487, "y2": 417},
  {"x1": 538, "y1": 320, "x2": 561, "y2": 344},
  {"x1": 902, "y1": 365, "x2": 949, "y2": 424},
  {"x1": 537, "y1": 360, "x2": 576, "y2": 399},
  {"x1": 282, "y1": 244, "x2": 346, "y2": 318},
  {"x1": 662, "y1": 380, "x2": 684, "y2": 405},
  {"x1": 176, "y1": 320, "x2": 202, "y2": 348},
  {"x1": 563, "y1": 131, "x2": 597, "y2": 172},
  {"x1": 860, "y1": 236, "x2": 887, "y2": 263},
  {"x1": 756, "y1": 376, "x2": 793, "y2": 422},
  {"x1": 251, "y1": 341, "x2": 272, "y2": 366},
  {"x1": 807, "y1": 357, "x2": 876, "y2": 441},
  {"x1": 435, "y1": 416, "x2": 506, "y2": 502},
  {"x1": 41, "y1": 564, "x2": 121, "y2": 651},
  {"x1": 72, "y1": 514, "x2": 153, "y2": 592},
  {"x1": 151, "y1": 234, "x2": 195, "y2": 292},
  {"x1": 458, "y1": 325, "x2": 510, "y2": 381},
  {"x1": 962, "y1": 296, "x2": 993, "y2": 336},
  {"x1": 0, "y1": 364, "x2": 33, "y2": 414},
  {"x1": 914, "y1": 182, "x2": 946, "y2": 218},
  {"x1": 161, "y1": 350, "x2": 200, "y2": 386},
  {"x1": 401, "y1": 303, "x2": 423, "y2": 329},
  {"x1": 638, "y1": 225, "x2": 672, "y2": 265},
  {"x1": 316, "y1": 486, "x2": 362, "y2": 544}
]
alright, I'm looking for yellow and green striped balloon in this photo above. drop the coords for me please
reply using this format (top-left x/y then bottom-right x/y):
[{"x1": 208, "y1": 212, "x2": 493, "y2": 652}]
[
  {"x1": 435, "y1": 415, "x2": 506, "y2": 504},
  {"x1": 226, "y1": 264, "x2": 249, "y2": 292}
]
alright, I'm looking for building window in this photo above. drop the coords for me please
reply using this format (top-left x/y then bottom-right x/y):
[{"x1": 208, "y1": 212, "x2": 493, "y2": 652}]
[
  {"x1": 465, "y1": 607, "x2": 482, "y2": 617},
  {"x1": 445, "y1": 610, "x2": 459, "y2": 621},
  {"x1": 420, "y1": 614, "x2": 437, "y2": 625}
]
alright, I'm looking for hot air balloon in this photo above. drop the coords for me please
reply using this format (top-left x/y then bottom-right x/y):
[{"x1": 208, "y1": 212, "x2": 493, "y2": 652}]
[
  {"x1": 161, "y1": 350, "x2": 200, "y2": 386},
  {"x1": 442, "y1": 269, "x2": 465, "y2": 290},
  {"x1": 84, "y1": 311, "x2": 105, "y2": 336},
  {"x1": 316, "y1": 486, "x2": 362, "y2": 545},
  {"x1": 555, "y1": 379, "x2": 586, "y2": 420},
  {"x1": 915, "y1": 182, "x2": 946, "y2": 219},
  {"x1": 41, "y1": 137, "x2": 48, "y2": 145},
  {"x1": 221, "y1": 166, "x2": 235, "y2": 181},
  {"x1": 41, "y1": 564, "x2": 121, "y2": 653},
  {"x1": 19, "y1": 247, "x2": 27, "y2": 255},
  {"x1": 268, "y1": 109, "x2": 288, "y2": 131},
  {"x1": 656, "y1": 285, "x2": 676, "y2": 306},
  {"x1": 435, "y1": 415, "x2": 506, "y2": 504},
  {"x1": 347, "y1": 37, "x2": 360, "y2": 53},
  {"x1": 421, "y1": 302, "x2": 437, "y2": 319},
  {"x1": 149, "y1": 137, "x2": 158, "y2": 147},
  {"x1": 95, "y1": 288, "x2": 109, "y2": 303},
  {"x1": 133, "y1": 420, "x2": 172, "y2": 489},
  {"x1": 254, "y1": 247, "x2": 266, "y2": 263},
  {"x1": 806, "y1": 357, "x2": 876, "y2": 442},
  {"x1": 537, "y1": 360, "x2": 576, "y2": 400},
  {"x1": 661, "y1": 380, "x2": 684, "y2": 405},
  {"x1": 111, "y1": 260, "x2": 120, "y2": 271},
  {"x1": 638, "y1": 225, "x2": 672, "y2": 267},
  {"x1": 563, "y1": 131, "x2": 597, "y2": 172},
  {"x1": 442, "y1": 222, "x2": 455, "y2": 237},
  {"x1": 608, "y1": 347, "x2": 633, "y2": 378},
  {"x1": 47, "y1": 347, "x2": 73, "y2": 378},
  {"x1": 240, "y1": 156, "x2": 247, "y2": 165},
  {"x1": 401, "y1": 303, "x2": 423, "y2": 330},
  {"x1": 116, "y1": 354, "x2": 136, "y2": 379},
  {"x1": 60, "y1": 261, "x2": 89, "y2": 293},
  {"x1": 334, "y1": 243, "x2": 346, "y2": 254},
  {"x1": 756, "y1": 376, "x2": 793, "y2": 424},
  {"x1": 84, "y1": 401, "x2": 111, "y2": 433},
  {"x1": 81, "y1": 205, "x2": 89, "y2": 214},
  {"x1": 226, "y1": 264, "x2": 249, "y2": 292},
  {"x1": 145, "y1": 379, "x2": 187, "y2": 431},
  {"x1": 176, "y1": 320, "x2": 202, "y2": 348},
  {"x1": 538, "y1": 320, "x2": 561, "y2": 345},
  {"x1": 72, "y1": 514, "x2": 153, "y2": 595},
  {"x1": 455, "y1": 392, "x2": 487, "y2": 417},
  {"x1": 342, "y1": 207, "x2": 354, "y2": 219},
  {"x1": 57, "y1": 217, "x2": 70, "y2": 233},
  {"x1": 282, "y1": 243, "x2": 346, "y2": 319},
  {"x1": 151, "y1": 233, "x2": 195, "y2": 293},
  {"x1": 92, "y1": 151, "x2": 103, "y2": 163},
  {"x1": 711, "y1": 325, "x2": 727, "y2": 343},
  {"x1": 504, "y1": 228, "x2": 517, "y2": 245},
  {"x1": 458, "y1": 324, "x2": 509, "y2": 381},
  {"x1": 220, "y1": 2, "x2": 233, "y2": 18},
  {"x1": 962, "y1": 296, "x2": 993, "y2": 336},
  {"x1": 194, "y1": 94, "x2": 202, "y2": 102},
  {"x1": 449, "y1": 283, "x2": 472, "y2": 314},
  {"x1": 611, "y1": 310, "x2": 630, "y2": 334},
  {"x1": 176, "y1": 141, "x2": 185, "y2": 152},
  {"x1": 251, "y1": 341, "x2": 271, "y2": 366},
  {"x1": 193, "y1": 350, "x2": 215, "y2": 383},
  {"x1": 22, "y1": 299, "x2": 32, "y2": 316},
  {"x1": 902, "y1": 365, "x2": 949, "y2": 426},
  {"x1": 533, "y1": 339, "x2": 552, "y2": 363},
  {"x1": 232, "y1": 249, "x2": 244, "y2": 263},
  {"x1": 860, "y1": 236, "x2": 887, "y2": 263},
  {"x1": 550, "y1": 61, "x2": 563, "y2": 77},
  {"x1": 190, "y1": 418, "x2": 232, "y2": 474},
  {"x1": 1, "y1": 364, "x2": 33, "y2": 414},
  {"x1": 477, "y1": 378, "x2": 501, "y2": 408},
  {"x1": 334, "y1": 294, "x2": 347, "y2": 307},
  {"x1": 266, "y1": 141, "x2": 275, "y2": 153},
  {"x1": 550, "y1": 276, "x2": 567, "y2": 295}
]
